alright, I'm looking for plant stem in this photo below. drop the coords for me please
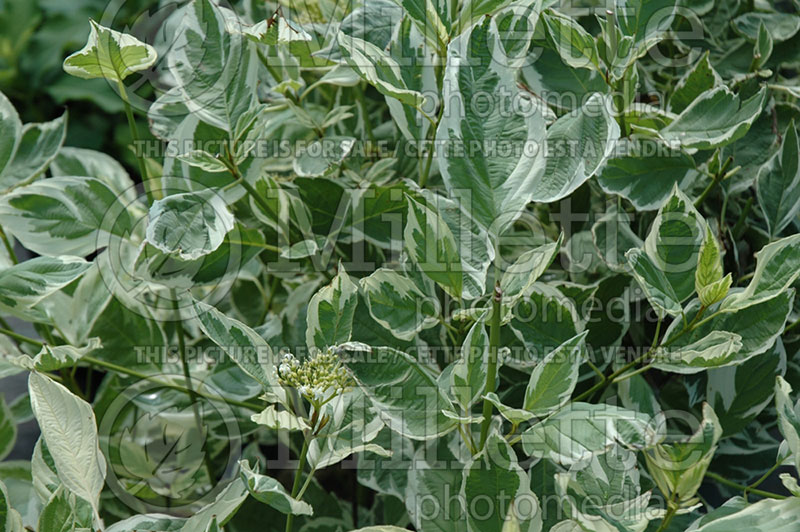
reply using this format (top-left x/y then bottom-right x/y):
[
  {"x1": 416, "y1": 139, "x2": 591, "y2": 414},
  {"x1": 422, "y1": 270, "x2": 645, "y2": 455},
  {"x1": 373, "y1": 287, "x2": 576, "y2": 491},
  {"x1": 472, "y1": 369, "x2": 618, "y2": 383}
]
[
  {"x1": 745, "y1": 461, "x2": 783, "y2": 501},
  {"x1": 171, "y1": 291, "x2": 215, "y2": 482},
  {"x1": 694, "y1": 172, "x2": 722, "y2": 208},
  {"x1": 0, "y1": 327, "x2": 43, "y2": 347},
  {"x1": 117, "y1": 80, "x2": 153, "y2": 204},
  {"x1": 81, "y1": 355, "x2": 262, "y2": 411},
  {"x1": 705, "y1": 471, "x2": 786, "y2": 500},
  {"x1": 354, "y1": 83, "x2": 376, "y2": 144},
  {"x1": 784, "y1": 316, "x2": 800, "y2": 334},
  {"x1": 419, "y1": 98, "x2": 445, "y2": 188},
  {"x1": 286, "y1": 436, "x2": 311, "y2": 532},
  {"x1": 479, "y1": 282, "x2": 502, "y2": 450},
  {"x1": 419, "y1": 140, "x2": 435, "y2": 188},
  {"x1": 223, "y1": 153, "x2": 276, "y2": 221},
  {"x1": 0, "y1": 227, "x2": 18, "y2": 264},
  {"x1": 655, "y1": 501, "x2": 677, "y2": 532}
]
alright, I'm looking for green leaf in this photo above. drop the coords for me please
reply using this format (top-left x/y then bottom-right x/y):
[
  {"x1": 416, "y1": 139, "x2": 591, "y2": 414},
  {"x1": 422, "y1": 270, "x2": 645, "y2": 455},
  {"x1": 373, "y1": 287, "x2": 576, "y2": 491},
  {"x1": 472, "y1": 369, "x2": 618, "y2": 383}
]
[
  {"x1": 644, "y1": 404, "x2": 721, "y2": 506},
  {"x1": 592, "y1": 208, "x2": 643, "y2": 272},
  {"x1": 732, "y1": 12, "x2": 800, "y2": 42},
  {"x1": 360, "y1": 269, "x2": 439, "y2": 341},
  {"x1": 178, "y1": 478, "x2": 248, "y2": 532},
  {"x1": 692, "y1": 498, "x2": 800, "y2": 531},
  {"x1": 353, "y1": 525, "x2": 416, "y2": 532},
  {"x1": 0, "y1": 91, "x2": 22, "y2": 177},
  {"x1": 698, "y1": 275, "x2": 732, "y2": 309},
  {"x1": 0, "y1": 112, "x2": 67, "y2": 192},
  {"x1": 524, "y1": 332, "x2": 587, "y2": 416},
  {"x1": 176, "y1": 150, "x2": 229, "y2": 173},
  {"x1": 50, "y1": 147, "x2": 137, "y2": 204},
  {"x1": 390, "y1": 0, "x2": 450, "y2": 50},
  {"x1": 707, "y1": 339, "x2": 785, "y2": 435},
  {"x1": 341, "y1": 343, "x2": 457, "y2": 440},
  {"x1": 775, "y1": 376, "x2": 800, "y2": 474},
  {"x1": 753, "y1": 22, "x2": 774, "y2": 70},
  {"x1": 449, "y1": 321, "x2": 489, "y2": 409},
  {"x1": 37, "y1": 486, "x2": 93, "y2": 532},
  {"x1": 437, "y1": 17, "x2": 547, "y2": 236},
  {"x1": 756, "y1": 121, "x2": 800, "y2": 238},
  {"x1": 521, "y1": 47, "x2": 607, "y2": 114},
  {"x1": 535, "y1": 93, "x2": 619, "y2": 202},
  {"x1": 419, "y1": 189, "x2": 494, "y2": 300},
  {"x1": 542, "y1": 10, "x2": 600, "y2": 70},
  {"x1": 0, "y1": 395, "x2": 15, "y2": 461},
  {"x1": 387, "y1": 18, "x2": 437, "y2": 143},
  {"x1": 652, "y1": 330, "x2": 743, "y2": 374},
  {"x1": 239, "y1": 460, "x2": 313, "y2": 516},
  {"x1": 63, "y1": 20, "x2": 156, "y2": 82},
  {"x1": 659, "y1": 87, "x2": 767, "y2": 150},
  {"x1": 644, "y1": 185, "x2": 707, "y2": 303},
  {"x1": 5, "y1": 339, "x2": 101, "y2": 373},
  {"x1": 615, "y1": 0, "x2": 678, "y2": 53},
  {"x1": 105, "y1": 513, "x2": 184, "y2": 532},
  {"x1": 595, "y1": 140, "x2": 699, "y2": 211},
  {"x1": 0, "y1": 256, "x2": 90, "y2": 311},
  {"x1": 280, "y1": 239, "x2": 320, "y2": 260},
  {"x1": 146, "y1": 191, "x2": 234, "y2": 260},
  {"x1": 293, "y1": 137, "x2": 356, "y2": 178},
  {"x1": 464, "y1": 433, "x2": 541, "y2": 532},
  {"x1": 337, "y1": 33, "x2": 425, "y2": 107},
  {"x1": 405, "y1": 445, "x2": 466, "y2": 531},
  {"x1": 501, "y1": 237, "x2": 562, "y2": 305},
  {"x1": 554, "y1": 449, "x2": 651, "y2": 531},
  {"x1": 669, "y1": 51, "x2": 721, "y2": 114},
  {"x1": 251, "y1": 405, "x2": 309, "y2": 432},
  {"x1": 695, "y1": 227, "x2": 729, "y2": 306},
  {"x1": 135, "y1": 224, "x2": 264, "y2": 289},
  {"x1": 405, "y1": 196, "x2": 463, "y2": 298},
  {"x1": 663, "y1": 291, "x2": 793, "y2": 370},
  {"x1": 0, "y1": 176, "x2": 133, "y2": 257},
  {"x1": 521, "y1": 403, "x2": 660, "y2": 465},
  {"x1": 168, "y1": 0, "x2": 258, "y2": 133},
  {"x1": 626, "y1": 248, "x2": 682, "y2": 317},
  {"x1": 723, "y1": 234, "x2": 800, "y2": 311},
  {"x1": 0, "y1": 478, "x2": 24, "y2": 532},
  {"x1": 506, "y1": 284, "x2": 581, "y2": 369},
  {"x1": 307, "y1": 388, "x2": 387, "y2": 469},
  {"x1": 28, "y1": 373, "x2": 106, "y2": 518},
  {"x1": 482, "y1": 393, "x2": 535, "y2": 425},
  {"x1": 306, "y1": 265, "x2": 358, "y2": 350},
  {"x1": 192, "y1": 299, "x2": 284, "y2": 402}
]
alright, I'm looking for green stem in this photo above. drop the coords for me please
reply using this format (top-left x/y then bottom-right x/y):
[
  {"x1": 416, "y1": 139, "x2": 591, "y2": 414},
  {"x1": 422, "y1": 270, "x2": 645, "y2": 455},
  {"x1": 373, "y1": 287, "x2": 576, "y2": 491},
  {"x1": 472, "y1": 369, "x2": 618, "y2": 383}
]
[
  {"x1": 479, "y1": 282, "x2": 502, "y2": 450},
  {"x1": 419, "y1": 140, "x2": 435, "y2": 188},
  {"x1": 694, "y1": 173, "x2": 722, "y2": 208},
  {"x1": 286, "y1": 436, "x2": 311, "y2": 532},
  {"x1": 705, "y1": 471, "x2": 786, "y2": 500},
  {"x1": 81, "y1": 355, "x2": 262, "y2": 411},
  {"x1": 171, "y1": 292, "x2": 215, "y2": 482},
  {"x1": 0, "y1": 227, "x2": 18, "y2": 264},
  {"x1": 573, "y1": 317, "x2": 663, "y2": 402},
  {"x1": 354, "y1": 83, "x2": 375, "y2": 144},
  {"x1": 655, "y1": 501, "x2": 677, "y2": 532},
  {"x1": 612, "y1": 362, "x2": 654, "y2": 384},
  {"x1": 784, "y1": 316, "x2": 800, "y2": 334},
  {"x1": 419, "y1": 98, "x2": 445, "y2": 188},
  {"x1": 0, "y1": 327, "x2": 43, "y2": 347},
  {"x1": 745, "y1": 461, "x2": 783, "y2": 501},
  {"x1": 117, "y1": 80, "x2": 153, "y2": 204},
  {"x1": 732, "y1": 197, "x2": 753, "y2": 239}
]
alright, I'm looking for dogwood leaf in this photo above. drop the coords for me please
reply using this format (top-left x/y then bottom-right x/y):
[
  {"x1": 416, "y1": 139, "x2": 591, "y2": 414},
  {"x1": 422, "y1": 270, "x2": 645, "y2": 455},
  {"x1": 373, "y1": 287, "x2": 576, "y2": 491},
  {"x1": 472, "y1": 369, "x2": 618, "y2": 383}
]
[{"x1": 63, "y1": 20, "x2": 156, "y2": 82}]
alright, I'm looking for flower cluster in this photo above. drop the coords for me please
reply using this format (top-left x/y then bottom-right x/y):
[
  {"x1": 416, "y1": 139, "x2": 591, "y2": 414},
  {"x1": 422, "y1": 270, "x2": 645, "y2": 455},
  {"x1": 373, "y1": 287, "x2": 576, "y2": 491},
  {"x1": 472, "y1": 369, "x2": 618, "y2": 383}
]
[{"x1": 277, "y1": 348, "x2": 353, "y2": 406}]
